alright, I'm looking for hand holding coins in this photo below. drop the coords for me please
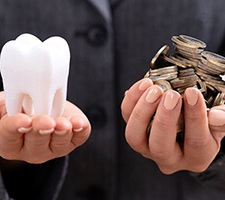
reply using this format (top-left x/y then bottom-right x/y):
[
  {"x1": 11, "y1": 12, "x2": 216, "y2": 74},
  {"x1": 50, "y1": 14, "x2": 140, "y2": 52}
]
[
  {"x1": 145, "y1": 35, "x2": 225, "y2": 134},
  {"x1": 121, "y1": 35, "x2": 225, "y2": 173}
]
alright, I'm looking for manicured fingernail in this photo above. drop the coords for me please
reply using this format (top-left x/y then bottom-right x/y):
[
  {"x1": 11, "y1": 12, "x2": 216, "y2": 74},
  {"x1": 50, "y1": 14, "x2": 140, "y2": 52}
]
[
  {"x1": 124, "y1": 90, "x2": 128, "y2": 96},
  {"x1": 209, "y1": 109, "x2": 225, "y2": 126},
  {"x1": 54, "y1": 130, "x2": 67, "y2": 135},
  {"x1": 18, "y1": 127, "x2": 32, "y2": 133},
  {"x1": 186, "y1": 88, "x2": 199, "y2": 106},
  {"x1": 139, "y1": 78, "x2": 152, "y2": 91},
  {"x1": 164, "y1": 90, "x2": 180, "y2": 110},
  {"x1": 73, "y1": 127, "x2": 83, "y2": 132},
  {"x1": 146, "y1": 86, "x2": 162, "y2": 103},
  {"x1": 39, "y1": 128, "x2": 54, "y2": 135}
]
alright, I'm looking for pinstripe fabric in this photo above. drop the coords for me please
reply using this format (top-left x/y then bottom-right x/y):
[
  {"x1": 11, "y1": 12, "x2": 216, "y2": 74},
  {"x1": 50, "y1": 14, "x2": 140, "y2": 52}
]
[{"x1": 0, "y1": 0, "x2": 225, "y2": 199}]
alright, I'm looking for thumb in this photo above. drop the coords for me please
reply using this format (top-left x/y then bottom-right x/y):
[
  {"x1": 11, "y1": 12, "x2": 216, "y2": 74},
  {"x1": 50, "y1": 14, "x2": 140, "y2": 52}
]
[{"x1": 208, "y1": 106, "x2": 225, "y2": 141}]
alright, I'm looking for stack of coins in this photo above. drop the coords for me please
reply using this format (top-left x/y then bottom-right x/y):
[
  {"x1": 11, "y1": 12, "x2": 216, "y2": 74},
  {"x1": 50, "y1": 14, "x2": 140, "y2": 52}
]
[
  {"x1": 145, "y1": 35, "x2": 225, "y2": 135},
  {"x1": 197, "y1": 51, "x2": 225, "y2": 107}
]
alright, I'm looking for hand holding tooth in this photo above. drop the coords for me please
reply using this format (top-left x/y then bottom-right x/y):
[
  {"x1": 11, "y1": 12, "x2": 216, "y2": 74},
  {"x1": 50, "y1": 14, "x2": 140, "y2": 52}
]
[
  {"x1": 0, "y1": 94, "x2": 91, "y2": 163},
  {"x1": 0, "y1": 34, "x2": 91, "y2": 163}
]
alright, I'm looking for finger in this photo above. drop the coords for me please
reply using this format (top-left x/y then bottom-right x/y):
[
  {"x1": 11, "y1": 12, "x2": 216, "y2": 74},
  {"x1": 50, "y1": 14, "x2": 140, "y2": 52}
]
[
  {"x1": 54, "y1": 116, "x2": 72, "y2": 133},
  {"x1": 63, "y1": 101, "x2": 88, "y2": 118},
  {"x1": 0, "y1": 114, "x2": 32, "y2": 158},
  {"x1": 208, "y1": 106, "x2": 225, "y2": 140},
  {"x1": 31, "y1": 115, "x2": 56, "y2": 134},
  {"x1": 24, "y1": 115, "x2": 56, "y2": 154},
  {"x1": 70, "y1": 115, "x2": 91, "y2": 148},
  {"x1": 121, "y1": 78, "x2": 153, "y2": 122},
  {"x1": 0, "y1": 113, "x2": 31, "y2": 143},
  {"x1": 1, "y1": 113, "x2": 32, "y2": 133},
  {"x1": 0, "y1": 92, "x2": 7, "y2": 117},
  {"x1": 149, "y1": 90, "x2": 183, "y2": 173},
  {"x1": 183, "y1": 88, "x2": 219, "y2": 171},
  {"x1": 50, "y1": 117, "x2": 73, "y2": 154},
  {"x1": 125, "y1": 85, "x2": 163, "y2": 155},
  {"x1": 62, "y1": 101, "x2": 91, "y2": 149}
]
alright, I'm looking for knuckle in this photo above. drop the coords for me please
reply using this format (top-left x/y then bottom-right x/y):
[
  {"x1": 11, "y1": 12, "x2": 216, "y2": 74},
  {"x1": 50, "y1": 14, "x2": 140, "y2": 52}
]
[
  {"x1": 155, "y1": 158, "x2": 182, "y2": 175},
  {"x1": 188, "y1": 164, "x2": 209, "y2": 173},
  {"x1": 26, "y1": 157, "x2": 46, "y2": 164},
  {"x1": 141, "y1": 152, "x2": 151, "y2": 159},
  {"x1": 125, "y1": 130, "x2": 137, "y2": 149},
  {"x1": 186, "y1": 111, "x2": 202, "y2": 121},
  {"x1": 1, "y1": 152, "x2": 15, "y2": 160},
  {"x1": 185, "y1": 137, "x2": 209, "y2": 149},
  {"x1": 152, "y1": 116, "x2": 169, "y2": 131},
  {"x1": 51, "y1": 142, "x2": 68, "y2": 153},
  {"x1": 158, "y1": 166, "x2": 177, "y2": 175},
  {"x1": 150, "y1": 144, "x2": 171, "y2": 162},
  {"x1": 132, "y1": 108, "x2": 150, "y2": 125}
]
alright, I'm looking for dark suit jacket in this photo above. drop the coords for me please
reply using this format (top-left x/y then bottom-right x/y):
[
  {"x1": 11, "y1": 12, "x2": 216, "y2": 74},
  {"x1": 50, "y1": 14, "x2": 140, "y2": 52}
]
[{"x1": 0, "y1": 0, "x2": 225, "y2": 199}]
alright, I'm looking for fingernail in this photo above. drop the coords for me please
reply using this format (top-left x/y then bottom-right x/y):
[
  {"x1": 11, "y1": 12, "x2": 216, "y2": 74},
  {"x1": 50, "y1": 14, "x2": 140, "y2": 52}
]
[
  {"x1": 73, "y1": 127, "x2": 83, "y2": 132},
  {"x1": 124, "y1": 90, "x2": 128, "y2": 96},
  {"x1": 54, "y1": 130, "x2": 67, "y2": 135},
  {"x1": 139, "y1": 78, "x2": 152, "y2": 91},
  {"x1": 209, "y1": 109, "x2": 225, "y2": 126},
  {"x1": 18, "y1": 127, "x2": 32, "y2": 133},
  {"x1": 146, "y1": 86, "x2": 162, "y2": 103},
  {"x1": 186, "y1": 88, "x2": 199, "y2": 106},
  {"x1": 164, "y1": 90, "x2": 180, "y2": 110},
  {"x1": 39, "y1": 128, "x2": 54, "y2": 135}
]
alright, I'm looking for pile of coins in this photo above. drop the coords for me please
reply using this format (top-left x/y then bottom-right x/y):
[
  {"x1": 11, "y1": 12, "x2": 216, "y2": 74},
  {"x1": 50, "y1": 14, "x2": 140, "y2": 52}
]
[{"x1": 145, "y1": 35, "x2": 225, "y2": 134}]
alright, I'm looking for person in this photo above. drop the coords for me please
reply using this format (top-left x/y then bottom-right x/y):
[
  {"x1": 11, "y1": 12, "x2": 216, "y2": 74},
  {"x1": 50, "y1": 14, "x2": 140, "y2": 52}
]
[{"x1": 0, "y1": 0, "x2": 225, "y2": 199}]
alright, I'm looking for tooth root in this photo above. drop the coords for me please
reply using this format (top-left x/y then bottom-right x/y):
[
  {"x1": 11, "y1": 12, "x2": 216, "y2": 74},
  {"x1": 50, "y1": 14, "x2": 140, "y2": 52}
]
[
  {"x1": 30, "y1": 93, "x2": 54, "y2": 116},
  {"x1": 22, "y1": 95, "x2": 35, "y2": 116},
  {"x1": 0, "y1": 33, "x2": 70, "y2": 117},
  {"x1": 5, "y1": 93, "x2": 24, "y2": 115},
  {"x1": 51, "y1": 88, "x2": 66, "y2": 118}
]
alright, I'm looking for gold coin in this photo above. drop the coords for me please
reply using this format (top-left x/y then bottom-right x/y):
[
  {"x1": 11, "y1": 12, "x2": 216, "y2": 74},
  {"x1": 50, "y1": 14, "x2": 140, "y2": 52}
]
[
  {"x1": 150, "y1": 45, "x2": 170, "y2": 69},
  {"x1": 202, "y1": 51, "x2": 225, "y2": 64},
  {"x1": 164, "y1": 55, "x2": 187, "y2": 68},
  {"x1": 154, "y1": 80, "x2": 172, "y2": 91},
  {"x1": 144, "y1": 34, "x2": 225, "y2": 135},
  {"x1": 178, "y1": 35, "x2": 206, "y2": 49}
]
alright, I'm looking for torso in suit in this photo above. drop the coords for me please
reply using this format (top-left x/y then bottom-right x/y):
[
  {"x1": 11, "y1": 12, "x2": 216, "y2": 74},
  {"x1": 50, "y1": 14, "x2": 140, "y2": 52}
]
[{"x1": 0, "y1": 0, "x2": 225, "y2": 199}]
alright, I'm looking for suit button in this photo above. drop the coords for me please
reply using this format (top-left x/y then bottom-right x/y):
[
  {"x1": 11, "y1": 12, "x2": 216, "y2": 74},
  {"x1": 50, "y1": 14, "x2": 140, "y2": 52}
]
[
  {"x1": 87, "y1": 24, "x2": 107, "y2": 46},
  {"x1": 85, "y1": 105, "x2": 107, "y2": 129}
]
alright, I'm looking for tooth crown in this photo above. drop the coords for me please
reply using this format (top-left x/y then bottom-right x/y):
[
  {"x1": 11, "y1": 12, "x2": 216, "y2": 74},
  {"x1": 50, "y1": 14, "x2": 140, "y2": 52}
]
[{"x1": 0, "y1": 33, "x2": 71, "y2": 118}]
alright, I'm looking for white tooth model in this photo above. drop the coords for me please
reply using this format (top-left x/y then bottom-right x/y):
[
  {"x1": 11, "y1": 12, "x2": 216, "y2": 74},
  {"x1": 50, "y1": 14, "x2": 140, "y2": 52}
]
[{"x1": 0, "y1": 33, "x2": 70, "y2": 118}]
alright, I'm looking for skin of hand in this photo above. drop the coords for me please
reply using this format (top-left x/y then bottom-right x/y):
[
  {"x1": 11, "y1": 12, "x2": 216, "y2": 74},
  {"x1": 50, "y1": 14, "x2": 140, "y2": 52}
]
[
  {"x1": 0, "y1": 92, "x2": 91, "y2": 164},
  {"x1": 121, "y1": 78, "x2": 224, "y2": 174},
  {"x1": 208, "y1": 106, "x2": 225, "y2": 140}
]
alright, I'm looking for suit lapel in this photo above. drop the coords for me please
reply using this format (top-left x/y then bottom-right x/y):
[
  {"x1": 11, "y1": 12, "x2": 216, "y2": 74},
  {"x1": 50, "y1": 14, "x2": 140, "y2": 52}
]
[{"x1": 87, "y1": 0, "x2": 111, "y2": 24}]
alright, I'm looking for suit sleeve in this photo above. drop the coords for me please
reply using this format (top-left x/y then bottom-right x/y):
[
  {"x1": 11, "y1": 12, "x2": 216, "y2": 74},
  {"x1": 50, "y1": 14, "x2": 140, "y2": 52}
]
[
  {"x1": 189, "y1": 138, "x2": 225, "y2": 191},
  {"x1": 0, "y1": 156, "x2": 68, "y2": 200}
]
